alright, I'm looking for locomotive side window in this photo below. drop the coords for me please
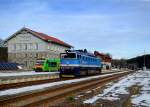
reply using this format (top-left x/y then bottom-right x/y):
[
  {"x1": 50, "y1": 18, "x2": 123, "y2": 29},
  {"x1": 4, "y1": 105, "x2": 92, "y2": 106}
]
[
  {"x1": 81, "y1": 55, "x2": 83, "y2": 60},
  {"x1": 77, "y1": 54, "x2": 80, "y2": 59},
  {"x1": 83, "y1": 56, "x2": 85, "y2": 60}
]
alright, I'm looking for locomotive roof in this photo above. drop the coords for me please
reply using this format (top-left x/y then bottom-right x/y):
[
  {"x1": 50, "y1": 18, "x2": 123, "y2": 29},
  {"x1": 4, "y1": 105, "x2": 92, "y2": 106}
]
[{"x1": 65, "y1": 50, "x2": 96, "y2": 57}]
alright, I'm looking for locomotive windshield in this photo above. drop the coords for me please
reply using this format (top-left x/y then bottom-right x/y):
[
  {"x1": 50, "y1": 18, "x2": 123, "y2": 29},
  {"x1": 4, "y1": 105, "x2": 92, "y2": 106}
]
[{"x1": 61, "y1": 53, "x2": 76, "y2": 58}]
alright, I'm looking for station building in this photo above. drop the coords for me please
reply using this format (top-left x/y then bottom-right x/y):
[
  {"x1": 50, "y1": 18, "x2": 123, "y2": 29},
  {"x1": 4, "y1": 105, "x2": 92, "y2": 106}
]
[
  {"x1": 94, "y1": 51, "x2": 112, "y2": 70},
  {"x1": 4, "y1": 27, "x2": 73, "y2": 70}
]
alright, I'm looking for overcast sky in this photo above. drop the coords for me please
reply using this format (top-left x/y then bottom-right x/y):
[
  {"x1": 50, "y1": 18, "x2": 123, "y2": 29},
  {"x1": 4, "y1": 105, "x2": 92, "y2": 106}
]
[{"x1": 0, "y1": 0, "x2": 149, "y2": 59}]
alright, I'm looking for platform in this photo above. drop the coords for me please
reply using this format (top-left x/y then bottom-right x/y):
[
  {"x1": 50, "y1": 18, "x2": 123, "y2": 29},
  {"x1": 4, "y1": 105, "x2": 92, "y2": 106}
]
[{"x1": 0, "y1": 71, "x2": 59, "y2": 85}]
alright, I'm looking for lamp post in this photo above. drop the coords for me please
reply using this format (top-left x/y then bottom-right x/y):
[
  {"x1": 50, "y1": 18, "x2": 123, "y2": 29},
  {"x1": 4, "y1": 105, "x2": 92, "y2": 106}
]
[{"x1": 143, "y1": 50, "x2": 146, "y2": 71}]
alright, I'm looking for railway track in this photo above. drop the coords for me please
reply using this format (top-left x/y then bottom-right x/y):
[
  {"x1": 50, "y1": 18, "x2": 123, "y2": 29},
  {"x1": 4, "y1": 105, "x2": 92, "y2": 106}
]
[
  {"x1": 0, "y1": 71, "x2": 120, "y2": 90},
  {"x1": 0, "y1": 71, "x2": 132, "y2": 107}
]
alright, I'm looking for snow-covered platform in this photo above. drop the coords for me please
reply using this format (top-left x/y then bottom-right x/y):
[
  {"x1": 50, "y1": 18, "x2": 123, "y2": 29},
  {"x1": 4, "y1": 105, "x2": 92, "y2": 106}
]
[
  {"x1": 0, "y1": 69, "x2": 124, "y2": 85},
  {"x1": 83, "y1": 70, "x2": 150, "y2": 107},
  {"x1": 0, "y1": 71, "x2": 59, "y2": 85}
]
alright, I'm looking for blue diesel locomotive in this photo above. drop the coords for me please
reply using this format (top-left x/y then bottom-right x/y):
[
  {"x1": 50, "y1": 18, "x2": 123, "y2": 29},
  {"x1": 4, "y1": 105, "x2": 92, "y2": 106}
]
[{"x1": 60, "y1": 49, "x2": 102, "y2": 77}]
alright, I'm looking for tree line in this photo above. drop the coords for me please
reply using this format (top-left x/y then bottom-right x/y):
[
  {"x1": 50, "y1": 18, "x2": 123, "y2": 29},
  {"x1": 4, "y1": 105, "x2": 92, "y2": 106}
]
[
  {"x1": 0, "y1": 47, "x2": 8, "y2": 62},
  {"x1": 112, "y1": 54, "x2": 150, "y2": 69},
  {"x1": 127, "y1": 54, "x2": 150, "y2": 69}
]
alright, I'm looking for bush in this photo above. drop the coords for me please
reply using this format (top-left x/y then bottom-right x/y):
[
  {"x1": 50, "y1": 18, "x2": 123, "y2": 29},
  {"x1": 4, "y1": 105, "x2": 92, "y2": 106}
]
[{"x1": 66, "y1": 96, "x2": 75, "y2": 101}]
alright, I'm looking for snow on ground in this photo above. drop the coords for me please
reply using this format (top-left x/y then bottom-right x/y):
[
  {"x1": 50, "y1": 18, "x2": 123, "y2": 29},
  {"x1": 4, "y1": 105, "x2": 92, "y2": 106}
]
[
  {"x1": 0, "y1": 71, "x2": 128, "y2": 97},
  {"x1": 111, "y1": 68, "x2": 120, "y2": 71},
  {"x1": 83, "y1": 70, "x2": 150, "y2": 107},
  {"x1": 0, "y1": 71, "x2": 59, "y2": 77}
]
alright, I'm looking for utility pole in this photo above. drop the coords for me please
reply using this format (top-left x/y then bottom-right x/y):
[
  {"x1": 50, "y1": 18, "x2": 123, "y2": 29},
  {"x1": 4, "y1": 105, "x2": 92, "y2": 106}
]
[{"x1": 143, "y1": 50, "x2": 146, "y2": 71}]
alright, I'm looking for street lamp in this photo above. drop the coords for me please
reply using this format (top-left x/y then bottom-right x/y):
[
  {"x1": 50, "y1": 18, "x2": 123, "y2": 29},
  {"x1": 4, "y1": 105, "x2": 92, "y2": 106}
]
[{"x1": 143, "y1": 50, "x2": 146, "y2": 71}]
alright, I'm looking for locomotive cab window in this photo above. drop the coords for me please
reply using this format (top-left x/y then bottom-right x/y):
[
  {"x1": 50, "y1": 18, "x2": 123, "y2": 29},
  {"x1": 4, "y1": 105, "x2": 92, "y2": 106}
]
[{"x1": 61, "y1": 53, "x2": 76, "y2": 58}]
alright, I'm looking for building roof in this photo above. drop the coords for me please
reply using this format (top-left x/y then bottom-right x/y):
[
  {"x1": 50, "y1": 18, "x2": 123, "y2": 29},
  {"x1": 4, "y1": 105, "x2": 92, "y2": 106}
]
[
  {"x1": 4, "y1": 27, "x2": 73, "y2": 48},
  {"x1": 94, "y1": 51, "x2": 112, "y2": 62},
  {"x1": 94, "y1": 51, "x2": 109, "y2": 57}
]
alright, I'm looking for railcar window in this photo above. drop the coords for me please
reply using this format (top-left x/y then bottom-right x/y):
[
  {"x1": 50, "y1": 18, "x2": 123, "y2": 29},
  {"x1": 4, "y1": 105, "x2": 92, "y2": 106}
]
[
  {"x1": 49, "y1": 62, "x2": 57, "y2": 67},
  {"x1": 36, "y1": 60, "x2": 44, "y2": 65}
]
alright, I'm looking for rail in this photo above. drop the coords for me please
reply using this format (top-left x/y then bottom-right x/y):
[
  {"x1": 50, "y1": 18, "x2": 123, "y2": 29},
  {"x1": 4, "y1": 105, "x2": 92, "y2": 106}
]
[{"x1": 0, "y1": 71, "x2": 131, "y2": 107}]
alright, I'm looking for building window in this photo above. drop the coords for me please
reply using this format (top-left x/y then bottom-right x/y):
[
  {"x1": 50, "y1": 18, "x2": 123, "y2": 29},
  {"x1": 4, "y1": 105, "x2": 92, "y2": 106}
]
[
  {"x1": 22, "y1": 53, "x2": 25, "y2": 58},
  {"x1": 24, "y1": 61, "x2": 27, "y2": 67},
  {"x1": 27, "y1": 43, "x2": 32, "y2": 50},
  {"x1": 22, "y1": 43, "x2": 27, "y2": 50},
  {"x1": 33, "y1": 43, "x2": 38, "y2": 50},
  {"x1": 38, "y1": 53, "x2": 42, "y2": 58},
  {"x1": 46, "y1": 54, "x2": 49, "y2": 58},
  {"x1": 52, "y1": 45, "x2": 55, "y2": 51},
  {"x1": 16, "y1": 43, "x2": 21, "y2": 50},
  {"x1": 25, "y1": 44, "x2": 27, "y2": 50},
  {"x1": 12, "y1": 44, "x2": 16, "y2": 50},
  {"x1": 47, "y1": 45, "x2": 50, "y2": 50},
  {"x1": 30, "y1": 61, "x2": 34, "y2": 67},
  {"x1": 30, "y1": 43, "x2": 32, "y2": 50},
  {"x1": 35, "y1": 53, "x2": 38, "y2": 58},
  {"x1": 29, "y1": 53, "x2": 33, "y2": 58},
  {"x1": 25, "y1": 53, "x2": 28, "y2": 58},
  {"x1": 51, "y1": 46, "x2": 54, "y2": 51},
  {"x1": 36, "y1": 43, "x2": 38, "y2": 50},
  {"x1": 16, "y1": 53, "x2": 18, "y2": 58}
]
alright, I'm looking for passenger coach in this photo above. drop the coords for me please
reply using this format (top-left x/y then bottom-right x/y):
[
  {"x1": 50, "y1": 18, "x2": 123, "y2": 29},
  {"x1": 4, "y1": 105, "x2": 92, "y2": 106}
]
[{"x1": 60, "y1": 49, "x2": 102, "y2": 77}]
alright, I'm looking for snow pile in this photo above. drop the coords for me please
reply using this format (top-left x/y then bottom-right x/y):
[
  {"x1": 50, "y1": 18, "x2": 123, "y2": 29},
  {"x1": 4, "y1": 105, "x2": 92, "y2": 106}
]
[
  {"x1": 0, "y1": 71, "x2": 128, "y2": 97},
  {"x1": 131, "y1": 71, "x2": 150, "y2": 106},
  {"x1": 112, "y1": 68, "x2": 120, "y2": 72},
  {"x1": 83, "y1": 70, "x2": 150, "y2": 107}
]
